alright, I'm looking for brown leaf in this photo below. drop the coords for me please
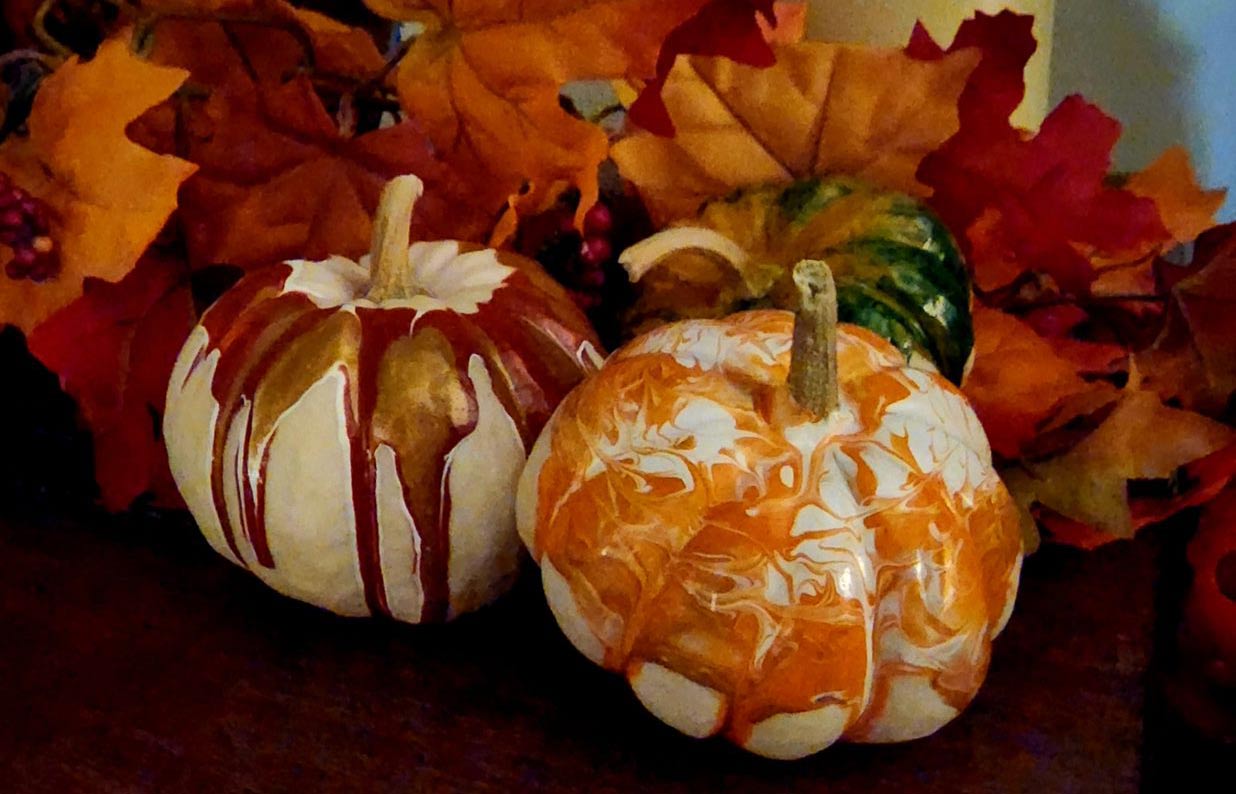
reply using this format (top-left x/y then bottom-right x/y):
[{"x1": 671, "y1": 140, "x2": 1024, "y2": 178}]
[
  {"x1": 1137, "y1": 223, "x2": 1236, "y2": 413},
  {"x1": 0, "y1": 36, "x2": 196, "y2": 331},
  {"x1": 612, "y1": 42, "x2": 978, "y2": 225}
]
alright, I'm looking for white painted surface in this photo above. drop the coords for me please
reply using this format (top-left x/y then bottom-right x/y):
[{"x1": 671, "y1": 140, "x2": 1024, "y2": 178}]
[
  {"x1": 258, "y1": 369, "x2": 369, "y2": 617},
  {"x1": 444, "y1": 355, "x2": 527, "y2": 617},
  {"x1": 375, "y1": 443, "x2": 426, "y2": 623},
  {"x1": 164, "y1": 327, "x2": 235, "y2": 565},
  {"x1": 628, "y1": 662, "x2": 727, "y2": 739},
  {"x1": 744, "y1": 704, "x2": 853, "y2": 760}
]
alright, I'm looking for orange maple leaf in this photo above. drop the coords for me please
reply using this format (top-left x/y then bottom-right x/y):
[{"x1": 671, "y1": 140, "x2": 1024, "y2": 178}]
[
  {"x1": 1126, "y1": 147, "x2": 1227, "y2": 247},
  {"x1": 962, "y1": 305, "x2": 1102, "y2": 460},
  {"x1": 363, "y1": 0, "x2": 713, "y2": 227},
  {"x1": 0, "y1": 37, "x2": 197, "y2": 332},
  {"x1": 129, "y1": 16, "x2": 499, "y2": 270},
  {"x1": 611, "y1": 42, "x2": 979, "y2": 225}
]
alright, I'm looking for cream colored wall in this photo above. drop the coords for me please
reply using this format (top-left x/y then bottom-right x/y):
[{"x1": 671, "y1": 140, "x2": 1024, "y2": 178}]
[
  {"x1": 807, "y1": 1, "x2": 1234, "y2": 219},
  {"x1": 806, "y1": 0, "x2": 1055, "y2": 129},
  {"x1": 1051, "y1": 1, "x2": 1234, "y2": 218}
]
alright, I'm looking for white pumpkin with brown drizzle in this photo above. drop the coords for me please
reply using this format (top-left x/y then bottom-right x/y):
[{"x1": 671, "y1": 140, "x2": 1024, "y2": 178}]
[
  {"x1": 517, "y1": 261, "x2": 1023, "y2": 759},
  {"x1": 164, "y1": 175, "x2": 602, "y2": 622}
]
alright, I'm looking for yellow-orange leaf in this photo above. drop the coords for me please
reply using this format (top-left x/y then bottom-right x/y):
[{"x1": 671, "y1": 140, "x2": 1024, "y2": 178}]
[
  {"x1": 1011, "y1": 391, "x2": 1235, "y2": 539},
  {"x1": 611, "y1": 42, "x2": 978, "y2": 225},
  {"x1": 1127, "y1": 147, "x2": 1227, "y2": 246},
  {"x1": 365, "y1": 0, "x2": 712, "y2": 226},
  {"x1": 0, "y1": 37, "x2": 196, "y2": 332}
]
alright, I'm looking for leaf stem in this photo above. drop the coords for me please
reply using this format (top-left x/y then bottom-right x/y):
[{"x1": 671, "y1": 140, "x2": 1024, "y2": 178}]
[
  {"x1": 0, "y1": 49, "x2": 60, "y2": 72},
  {"x1": 788, "y1": 259, "x2": 839, "y2": 419},
  {"x1": 32, "y1": 0, "x2": 71, "y2": 57},
  {"x1": 366, "y1": 175, "x2": 424, "y2": 303}
]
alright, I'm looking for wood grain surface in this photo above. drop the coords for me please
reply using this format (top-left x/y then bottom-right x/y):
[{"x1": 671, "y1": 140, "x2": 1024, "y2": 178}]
[{"x1": 0, "y1": 508, "x2": 1179, "y2": 794}]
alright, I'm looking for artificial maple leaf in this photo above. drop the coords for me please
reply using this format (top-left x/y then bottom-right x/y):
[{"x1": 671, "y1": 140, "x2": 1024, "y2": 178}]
[
  {"x1": 141, "y1": 0, "x2": 386, "y2": 78},
  {"x1": 1137, "y1": 223, "x2": 1236, "y2": 414},
  {"x1": 912, "y1": 13, "x2": 1168, "y2": 295},
  {"x1": 906, "y1": 10, "x2": 1034, "y2": 132},
  {"x1": 1006, "y1": 390, "x2": 1235, "y2": 541},
  {"x1": 363, "y1": 0, "x2": 714, "y2": 227},
  {"x1": 628, "y1": 0, "x2": 780, "y2": 136},
  {"x1": 26, "y1": 250, "x2": 197, "y2": 511},
  {"x1": 1131, "y1": 441, "x2": 1236, "y2": 533},
  {"x1": 612, "y1": 42, "x2": 978, "y2": 225},
  {"x1": 961, "y1": 305, "x2": 1102, "y2": 459},
  {"x1": 1126, "y1": 147, "x2": 1227, "y2": 247},
  {"x1": 129, "y1": 17, "x2": 498, "y2": 270},
  {"x1": 0, "y1": 36, "x2": 196, "y2": 332}
]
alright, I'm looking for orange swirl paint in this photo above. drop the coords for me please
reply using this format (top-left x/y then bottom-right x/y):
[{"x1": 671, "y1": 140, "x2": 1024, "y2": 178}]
[{"x1": 518, "y1": 310, "x2": 1023, "y2": 758}]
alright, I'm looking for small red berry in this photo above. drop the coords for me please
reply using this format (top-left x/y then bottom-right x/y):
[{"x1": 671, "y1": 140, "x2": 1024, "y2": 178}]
[
  {"x1": 583, "y1": 202, "x2": 613, "y2": 236},
  {"x1": 11, "y1": 247, "x2": 37, "y2": 268},
  {"x1": 580, "y1": 236, "x2": 612, "y2": 267},
  {"x1": 0, "y1": 209, "x2": 23, "y2": 229}
]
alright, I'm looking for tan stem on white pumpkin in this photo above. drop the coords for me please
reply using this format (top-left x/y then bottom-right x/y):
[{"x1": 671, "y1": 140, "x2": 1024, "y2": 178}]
[
  {"x1": 367, "y1": 174, "x2": 425, "y2": 302},
  {"x1": 788, "y1": 259, "x2": 839, "y2": 419}
]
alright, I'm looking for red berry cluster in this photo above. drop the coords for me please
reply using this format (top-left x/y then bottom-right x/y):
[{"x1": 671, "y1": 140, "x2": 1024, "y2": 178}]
[
  {"x1": 519, "y1": 201, "x2": 616, "y2": 310},
  {"x1": 517, "y1": 185, "x2": 653, "y2": 349},
  {"x1": 0, "y1": 172, "x2": 58, "y2": 282}
]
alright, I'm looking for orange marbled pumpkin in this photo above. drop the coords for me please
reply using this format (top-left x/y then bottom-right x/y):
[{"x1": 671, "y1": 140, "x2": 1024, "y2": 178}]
[{"x1": 516, "y1": 308, "x2": 1023, "y2": 759}]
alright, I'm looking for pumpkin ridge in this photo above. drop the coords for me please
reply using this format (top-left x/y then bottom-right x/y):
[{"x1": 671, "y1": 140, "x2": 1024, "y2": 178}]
[
  {"x1": 518, "y1": 308, "x2": 1022, "y2": 757},
  {"x1": 166, "y1": 179, "x2": 600, "y2": 624}
]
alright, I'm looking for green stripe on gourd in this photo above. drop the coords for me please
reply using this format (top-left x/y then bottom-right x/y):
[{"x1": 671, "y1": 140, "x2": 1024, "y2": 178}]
[{"x1": 620, "y1": 176, "x2": 974, "y2": 383}]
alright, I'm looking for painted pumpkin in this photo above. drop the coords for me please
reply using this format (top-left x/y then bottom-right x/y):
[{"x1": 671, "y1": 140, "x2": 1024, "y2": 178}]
[
  {"x1": 517, "y1": 261, "x2": 1021, "y2": 759},
  {"x1": 165, "y1": 175, "x2": 603, "y2": 623},
  {"x1": 620, "y1": 176, "x2": 973, "y2": 383}
]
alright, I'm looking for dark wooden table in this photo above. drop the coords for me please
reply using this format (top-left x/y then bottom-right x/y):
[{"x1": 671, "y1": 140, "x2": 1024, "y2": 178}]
[{"x1": 0, "y1": 508, "x2": 1226, "y2": 793}]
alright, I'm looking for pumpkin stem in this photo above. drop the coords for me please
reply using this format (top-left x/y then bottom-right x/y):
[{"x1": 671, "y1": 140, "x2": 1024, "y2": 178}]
[
  {"x1": 788, "y1": 259, "x2": 839, "y2": 419},
  {"x1": 366, "y1": 174, "x2": 425, "y2": 302}
]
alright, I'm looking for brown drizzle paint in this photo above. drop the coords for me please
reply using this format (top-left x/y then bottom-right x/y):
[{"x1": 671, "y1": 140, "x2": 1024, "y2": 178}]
[
  {"x1": 184, "y1": 249, "x2": 599, "y2": 621},
  {"x1": 347, "y1": 308, "x2": 421, "y2": 618},
  {"x1": 402, "y1": 315, "x2": 481, "y2": 622}
]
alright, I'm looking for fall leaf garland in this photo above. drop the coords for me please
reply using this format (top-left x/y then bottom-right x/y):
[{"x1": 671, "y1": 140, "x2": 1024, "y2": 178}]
[
  {"x1": 0, "y1": 2, "x2": 1233, "y2": 554},
  {"x1": 912, "y1": 13, "x2": 1232, "y2": 545}
]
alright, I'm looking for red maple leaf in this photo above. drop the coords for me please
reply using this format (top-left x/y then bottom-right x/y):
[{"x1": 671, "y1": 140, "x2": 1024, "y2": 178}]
[
  {"x1": 910, "y1": 12, "x2": 1167, "y2": 295},
  {"x1": 27, "y1": 250, "x2": 198, "y2": 511}
]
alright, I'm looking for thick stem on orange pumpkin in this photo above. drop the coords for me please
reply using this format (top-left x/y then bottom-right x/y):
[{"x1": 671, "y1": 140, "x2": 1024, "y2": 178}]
[
  {"x1": 366, "y1": 174, "x2": 425, "y2": 302},
  {"x1": 788, "y1": 259, "x2": 839, "y2": 419}
]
